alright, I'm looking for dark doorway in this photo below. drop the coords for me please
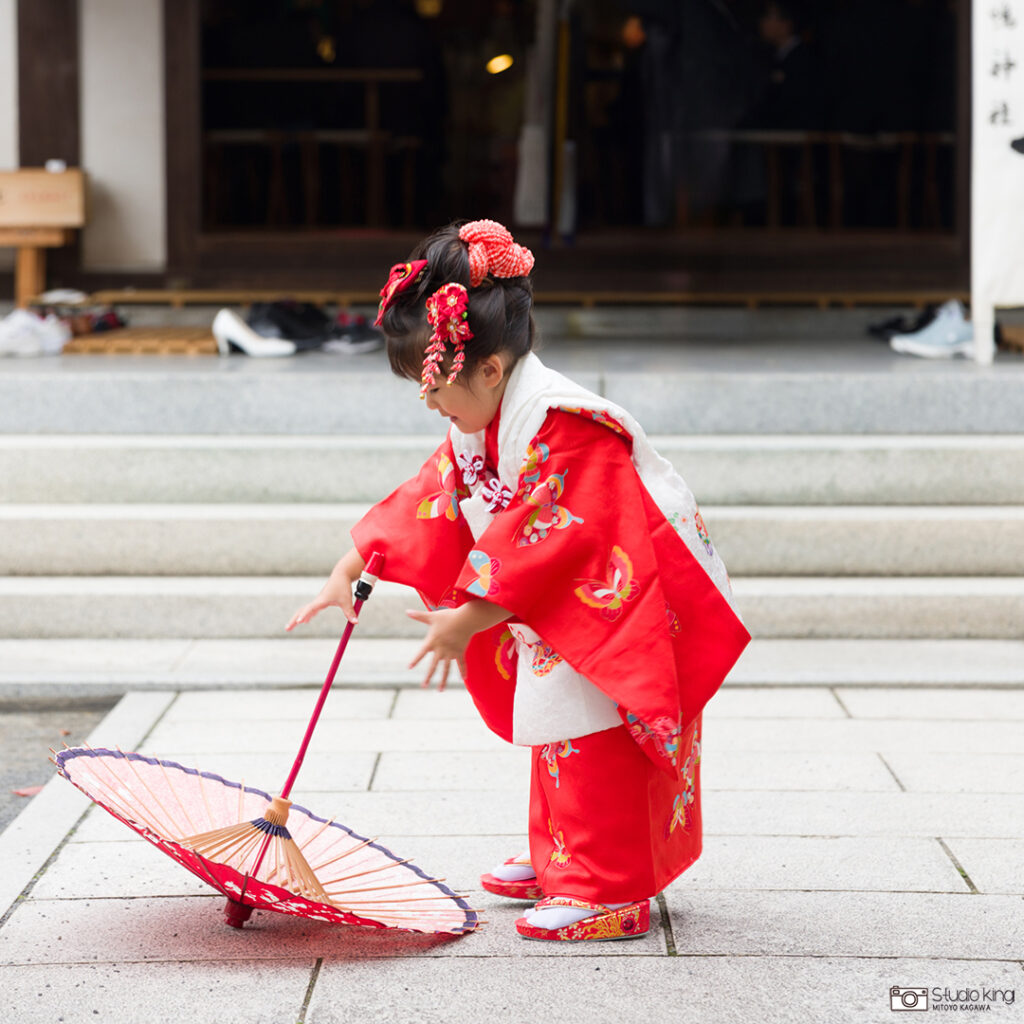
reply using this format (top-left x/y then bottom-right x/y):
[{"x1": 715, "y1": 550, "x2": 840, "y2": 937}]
[{"x1": 165, "y1": 0, "x2": 969, "y2": 293}]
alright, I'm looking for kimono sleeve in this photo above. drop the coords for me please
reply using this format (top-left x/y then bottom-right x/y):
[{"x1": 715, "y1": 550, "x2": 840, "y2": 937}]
[{"x1": 350, "y1": 435, "x2": 475, "y2": 606}]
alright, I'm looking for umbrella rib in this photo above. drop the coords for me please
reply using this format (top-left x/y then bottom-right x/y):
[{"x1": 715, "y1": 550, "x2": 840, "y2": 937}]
[
  {"x1": 79, "y1": 749, "x2": 177, "y2": 835},
  {"x1": 196, "y1": 769, "x2": 217, "y2": 830},
  {"x1": 82, "y1": 775, "x2": 168, "y2": 837},
  {"x1": 158, "y1": 759, "x2": 200, "y2": 835},
  {"x1": 331, "y1": 895, "x2": 462, "y2": 905},
  {"x1": 298, "y1": 816, "x2": 337, "y2": 850},
  {"x1": 319, "y1": 858, "x2": 416, "y2": 887},
  {"x1": 324, "y1": 878, "x2": 443, "y2": 897},
  {"x1": 116, "y1": 747, "x2": 189, "y2": 837},
  {"x1": 309, "y1": 836, "x2": 377, "y2": 873}
]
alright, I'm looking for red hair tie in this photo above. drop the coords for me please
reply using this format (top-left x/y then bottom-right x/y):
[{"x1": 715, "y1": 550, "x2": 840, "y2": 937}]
[
  {"x1": 458, "y1": 220, "x2": 534, "y2": 288},
  {"x1": 421, "y1": 282, "x2": 474, "y2": 396}
]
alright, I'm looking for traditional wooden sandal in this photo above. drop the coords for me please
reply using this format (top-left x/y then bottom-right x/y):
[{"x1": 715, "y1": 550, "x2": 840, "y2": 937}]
[
  {"x1": 515, "y1": 896, "x2": 650, "y2": 941},
  {"x1": 480, "y1": 855, "x2": 544, "y2": 901}
]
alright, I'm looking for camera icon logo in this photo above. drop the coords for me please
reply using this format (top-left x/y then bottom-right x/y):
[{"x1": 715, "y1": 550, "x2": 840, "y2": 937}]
[{"x1": 891, "y1": 986, "x2": 929, "y2": 1011}]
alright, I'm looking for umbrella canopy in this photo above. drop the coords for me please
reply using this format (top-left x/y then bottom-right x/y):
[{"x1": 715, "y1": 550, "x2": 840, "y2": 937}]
[{"x1": 56, "y1": 746, "x2": 478, "y2": 935}]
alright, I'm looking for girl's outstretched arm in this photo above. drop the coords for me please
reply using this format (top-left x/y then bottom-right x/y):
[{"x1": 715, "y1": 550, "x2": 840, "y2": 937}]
[
  {"x1": 286, "y1": 547, "x2": 366, "y2": 629},
  {"x1": 407, "y1": 600, "x2": 513, "y2": 691}
]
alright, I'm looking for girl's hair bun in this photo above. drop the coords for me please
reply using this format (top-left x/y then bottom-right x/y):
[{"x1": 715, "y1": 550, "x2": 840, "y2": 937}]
[{"x1": 458, "y1": 220, "x2": 535, "y2": 287}]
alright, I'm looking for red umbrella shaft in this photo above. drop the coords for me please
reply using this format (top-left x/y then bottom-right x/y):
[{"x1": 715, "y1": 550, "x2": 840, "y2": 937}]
[{"x1": 280, "y1": 552, "x2": 384, "y2": 801}]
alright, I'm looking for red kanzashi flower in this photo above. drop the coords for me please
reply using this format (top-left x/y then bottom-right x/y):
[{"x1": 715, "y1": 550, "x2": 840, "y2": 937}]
[{"x1": 422, "y1": 282, "x2": 473, "y2": 394}]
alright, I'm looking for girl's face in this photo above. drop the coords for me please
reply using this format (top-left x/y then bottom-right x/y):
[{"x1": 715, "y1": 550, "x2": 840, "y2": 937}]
[{"x1": 422, "y1": 354, "x2": 508, "y2": 434}]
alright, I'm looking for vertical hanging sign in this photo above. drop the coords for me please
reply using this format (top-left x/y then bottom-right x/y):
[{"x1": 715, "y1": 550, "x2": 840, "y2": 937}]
[{"x1": 972, "y1": 1, "x2": 1024, "y2": 363}]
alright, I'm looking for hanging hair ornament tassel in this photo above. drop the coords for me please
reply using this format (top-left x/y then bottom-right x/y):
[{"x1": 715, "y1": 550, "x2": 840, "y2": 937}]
[
  {"x1": 421, "y1": 282, "x2": 473, "y2": 396},
  {"x1": 458, "y1": 220, "x2": 534, "y2": 288}
]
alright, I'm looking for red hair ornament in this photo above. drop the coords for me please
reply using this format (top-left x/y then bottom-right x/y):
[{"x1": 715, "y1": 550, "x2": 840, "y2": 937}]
[
  {"x1": 375, "y1": 259, "x2": 429, "y2": 327},
  {"x1": 458, "y1": 220, "x2": 534, "y2": 287},
  {"x1": 421, "y1": 283, "x2": 473, "y2": 396}
]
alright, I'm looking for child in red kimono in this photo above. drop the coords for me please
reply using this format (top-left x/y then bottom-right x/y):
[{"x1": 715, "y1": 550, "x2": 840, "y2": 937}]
[{"x1": 288, "y1": 220, "x2": 751, "y2": 941}]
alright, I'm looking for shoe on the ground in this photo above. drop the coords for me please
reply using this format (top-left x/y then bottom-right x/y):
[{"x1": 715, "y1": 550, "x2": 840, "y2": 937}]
[
  {"x1": 212, "y1": 308, "x2": 296, "y2": 357},
  {"x1": 246, "y1": 301, "x2": 334, "y2": 352},
  {"x1": 515, "y1": 896, "x2": 650, "y2": 942},
  {"x1": 323, "y1": 311, "x2": 384, "y2": 355},
  {"x1": 0, "y1": 309, "x2": 70, "y2": 356},
  {"x1": 867, "y1": 305, "x2": 936, "y2": 341},
  {"x1": 480, "y1": 852, "x2": 544, "y2": 901},
  {"x1": 889, "y1": 299, "x2": 974, "y2": 358}
]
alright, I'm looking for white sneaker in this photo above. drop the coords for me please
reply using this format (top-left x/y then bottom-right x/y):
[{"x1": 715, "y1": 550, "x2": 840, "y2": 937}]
[
  {"x1": 890, "y1": 300, "x2": 974, "y2": 359},
  {"x1": 36, "y1": 313, "x2": 72, "y2": 355}
]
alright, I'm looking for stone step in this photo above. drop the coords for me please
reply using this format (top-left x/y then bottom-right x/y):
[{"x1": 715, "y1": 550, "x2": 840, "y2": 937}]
[
  {"x1": 3, "y1": 434, "x2": 1024, "y2": 505},
  {"x1": 1, "y1": 346, "x2": 1022, "y2": 434},
  {"x1": 0, "y1": 576, "x2": 1020, "y2": 640},
  {"x1": 2, "y1": 504, "x2": 1023, "y2": 577},
  {"x1": 2, "y1": 637, "x2": 1022, "y2": 695}
]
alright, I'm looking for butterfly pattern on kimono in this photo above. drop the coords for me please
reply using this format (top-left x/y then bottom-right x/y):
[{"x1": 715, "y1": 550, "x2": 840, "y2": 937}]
[
  {"x1": 665, "y1": 731, "x2": 701, "y2": 838},
  {"x1": 416, "y1": 453, "x2": 464, "y2": 522},
  {"x1": 540, "y1": 739, "x2": 579, "y2": 788},
  {"x1": 623, "y1": 710, "x2": 683, "y2": 766},
  {"x1": 665, "y1": 603, "x2": 682, "y2": 638},
  {"x1": 548, "y1": 818, "x2": 572, "y2": 867},
  {"x1": 515, "y1": 470, "x2": 584, "y2": 547},
  {"x1": 517, "y1": 440, "x2": 551, "y2": 495},
  {"x1": 494, "y1": 628, "x2": 517, "y2": 681},
  {"x1": 525, "y1": 639, "x2": 564, "y2": 677},
  {"x1": 574, "y1": 545, "x2": 640, "y2": 621},
  {"x1": 561, "y1": 406, "x2": 630, "y2": 438},
  {"x1": 417, "y1": 586, "x2": 458, "y2": 611},
  {"x1": 465, "y1": 549, "x2": 501, "y2": 598}
]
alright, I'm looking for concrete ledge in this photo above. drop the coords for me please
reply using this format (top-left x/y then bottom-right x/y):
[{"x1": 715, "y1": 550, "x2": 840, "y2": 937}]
[
  {"x1": 0, "y1": 638, "x2": 1021, "y2": 696},
  {"x1": 4, "y1": 434, "x2": 1024, "y2": 504},
  {"x1": 3, "y1": 504, "x2": 1023, "y2": 576},
  {"x1": 0, "y1": 576, "x2": 1021, "y2": 640},
  {"x1": 0, "y1": 691, "x2": 175, "y2": 923}
]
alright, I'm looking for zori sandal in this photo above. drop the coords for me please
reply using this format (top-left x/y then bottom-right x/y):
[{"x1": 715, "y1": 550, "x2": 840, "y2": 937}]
[
  {"x1": 480, "y1": 853, "x2": 544, "y2": 901},
  {"x1": 515, "y1": 896, "x2": 651, "y2": 941}
]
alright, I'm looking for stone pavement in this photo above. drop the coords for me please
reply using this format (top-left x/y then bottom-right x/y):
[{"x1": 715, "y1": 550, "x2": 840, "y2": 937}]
[{"x1": 1, "y1": 682, "x2": 1022, "y2": 1024}]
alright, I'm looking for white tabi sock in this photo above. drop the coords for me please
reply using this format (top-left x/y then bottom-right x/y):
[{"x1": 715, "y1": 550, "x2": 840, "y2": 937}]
[
  {"x1": 489, "y1": 849, "x2": 536, "y2": 882},
  {"x1": 525, "y1": 901, "x2": 631, "y2": 930}
]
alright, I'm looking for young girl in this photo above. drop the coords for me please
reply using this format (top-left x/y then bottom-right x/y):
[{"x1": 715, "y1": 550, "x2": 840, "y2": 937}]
[{"x1": 287, "y1": 219, "x2": 750, "y2": 942}]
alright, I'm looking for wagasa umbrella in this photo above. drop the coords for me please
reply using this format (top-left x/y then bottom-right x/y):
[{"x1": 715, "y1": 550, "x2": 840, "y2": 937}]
[{"x1": 54, "y1": 553, "x2": 479, "y2": 935}]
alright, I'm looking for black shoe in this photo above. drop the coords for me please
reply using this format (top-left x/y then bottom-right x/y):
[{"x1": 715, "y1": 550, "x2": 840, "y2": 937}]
[
  {"x1": 867, "y1": 305, "x2": 937, "y2": 342},
  {"x1": 246, "y1": 301, "x2": 335, "y2": 351}
]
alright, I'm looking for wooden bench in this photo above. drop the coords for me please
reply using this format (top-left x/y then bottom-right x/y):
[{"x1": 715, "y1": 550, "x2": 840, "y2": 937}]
[{"x1": 0, "y1": 168, "x2": 85, "y2": 306}]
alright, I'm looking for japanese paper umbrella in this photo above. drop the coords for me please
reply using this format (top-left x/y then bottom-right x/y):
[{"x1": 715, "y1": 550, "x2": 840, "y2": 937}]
[{"x1": 54, "y1": 553, "x2": 479, "y2": 935}]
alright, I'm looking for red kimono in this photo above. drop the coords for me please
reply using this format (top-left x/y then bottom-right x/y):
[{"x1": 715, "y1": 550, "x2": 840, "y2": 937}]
[{"x1": 352, "y1": 407, "x2": 750, "y2": 902}]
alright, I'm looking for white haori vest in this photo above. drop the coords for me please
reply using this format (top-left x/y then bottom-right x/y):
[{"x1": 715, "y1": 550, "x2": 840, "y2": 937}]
[{"x1": 449, "y1": 352, "x2": 739, "y2": 746}]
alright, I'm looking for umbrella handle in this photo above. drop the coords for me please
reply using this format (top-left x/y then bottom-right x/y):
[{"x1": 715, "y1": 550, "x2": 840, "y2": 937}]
[{"x1": 279, "y1": 551, "x2": 384, "y2": 801}]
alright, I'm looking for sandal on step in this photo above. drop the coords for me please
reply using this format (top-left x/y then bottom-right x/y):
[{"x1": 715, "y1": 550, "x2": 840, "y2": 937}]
[
  {"x1": 480, "y1": 855, "x2": 544, "y2": 901},
  {"x1": 515, "y1": 896, "x2": 650, "y2": 941}
]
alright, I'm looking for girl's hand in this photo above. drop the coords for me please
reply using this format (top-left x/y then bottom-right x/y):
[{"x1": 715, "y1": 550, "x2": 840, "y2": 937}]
[
  {"x1": 286, "y1": 548, "x2": 365, "y2": 630},
  {"x1": 405, "y1": 599, "x2": 515, "y2": 691},
  {"x1": 406, "y1": 608, "x2": 473, "y2": 691}
]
